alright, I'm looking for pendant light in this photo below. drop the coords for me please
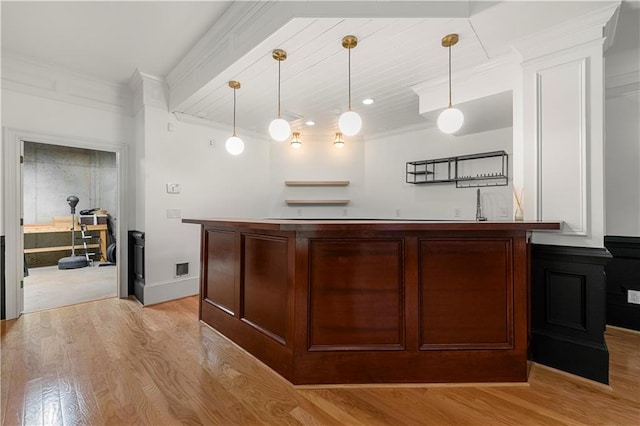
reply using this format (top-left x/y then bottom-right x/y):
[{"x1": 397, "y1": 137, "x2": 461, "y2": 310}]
[
  {"x1": 338, "y1": 35, "x2": 362, "y2": 136},
  {"x1": 225, "y1": 81, "x2": 245, "y2": 155},
  {"x1": 268, "y1": 49, "x2": 291, "y2": 141},
  {"x1": 333, "y1": 132, "x2": 345, "y2": 148},
  {"x1": 437, "y1": 33, "x2": 464, "y2": 134},
  {"x1": 290, "y1": 132, "x2": 302, "y2": 149}
]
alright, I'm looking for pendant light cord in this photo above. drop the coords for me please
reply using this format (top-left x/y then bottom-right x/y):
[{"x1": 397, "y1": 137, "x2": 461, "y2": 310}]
[
  {"x1": 348, "y1": 46, "x2": 352, "y2": 111},
  {"x1": 448, "y1": 45, "x2": 452, "y2": 108},
  {"x1": 232, "y1": 87, "x2": 237, "y2": 136},
  {"x1": 277, "y1": 59, "x2": 282, "y2": 118}
]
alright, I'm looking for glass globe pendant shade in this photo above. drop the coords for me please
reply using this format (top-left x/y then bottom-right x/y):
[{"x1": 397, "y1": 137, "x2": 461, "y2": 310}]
[
  {"x1": 225, "y1": 136, "x2": 244, "y2": 155},
  {"x1": 338, "y1": 110, "x2": 362, "y2": 136},
  {"x1": 437, "y1": 107, "x2": 464, "y2": 134},
  {"x1": 269, "y1": 118, "x2": 291, "y2": 142}
]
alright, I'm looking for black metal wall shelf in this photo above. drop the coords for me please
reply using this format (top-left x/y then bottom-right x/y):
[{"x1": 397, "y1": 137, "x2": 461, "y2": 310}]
[{"x1": 406, "y1": 150, "x2": 508, "y2": 188}]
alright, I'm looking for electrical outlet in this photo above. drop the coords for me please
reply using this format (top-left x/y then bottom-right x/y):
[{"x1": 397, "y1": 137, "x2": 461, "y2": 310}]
[
  {"x1": 396, "y1": 209, "x2": 401, "y2": 217},
  {"x1": 454, "y1": 208, "x2": 461, "y2": 217},
  {"x1": 499, "y1": 207, "x2": 508, "y2": 217},
  {"x1": 628, "y1": 289, "x2": 640, "y2": 304},
  {"x1": 208, "y1": 139, "x2": 215, "y2": 148}
]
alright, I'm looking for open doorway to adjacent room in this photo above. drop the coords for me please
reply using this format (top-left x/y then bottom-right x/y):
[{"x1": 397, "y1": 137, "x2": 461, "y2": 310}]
[{"x1": 22, "y1": 142, "x2": 118, "y2": 313}]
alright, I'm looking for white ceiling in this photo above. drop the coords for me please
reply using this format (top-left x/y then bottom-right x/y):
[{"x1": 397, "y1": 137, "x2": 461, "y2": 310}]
[
  {"x1": 1, "y1": 1, "x2": 231, "y2": 83},
  {"x1": 2, "y1": 1, "x2": 637, "y2": 138}
]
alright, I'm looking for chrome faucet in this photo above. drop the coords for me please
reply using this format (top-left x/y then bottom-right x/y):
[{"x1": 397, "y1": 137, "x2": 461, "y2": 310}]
[{"x1": 476, "y1": 188, "x2": 487, "y2": 221}]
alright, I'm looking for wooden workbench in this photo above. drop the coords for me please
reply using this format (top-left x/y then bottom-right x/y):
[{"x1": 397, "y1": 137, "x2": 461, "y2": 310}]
[{"x1": 24, "y1": 216, "x2": 108, "y2": 261}]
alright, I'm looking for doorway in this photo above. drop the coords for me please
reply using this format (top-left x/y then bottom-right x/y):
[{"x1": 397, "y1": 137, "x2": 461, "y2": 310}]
[
  {"x1": 2, "y1": 128, "x2": 129, "y2": 320},
  {"x1": 22, "y1": 142, "x2": 118, "y2": 312}
]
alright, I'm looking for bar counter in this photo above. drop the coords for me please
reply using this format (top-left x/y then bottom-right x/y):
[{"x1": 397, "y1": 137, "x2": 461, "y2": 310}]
[{"x1": 182, "y1": 218, "x2": 560, "y2": 384}]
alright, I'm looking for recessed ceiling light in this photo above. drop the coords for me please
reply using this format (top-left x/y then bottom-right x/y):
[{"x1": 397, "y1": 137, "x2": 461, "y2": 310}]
[
  {"x1": 362, "y1": 98, "x2": 374, "y2": 105},
  {"x1": 305, "y1": 120, "x2": 315, "y2": 126}
]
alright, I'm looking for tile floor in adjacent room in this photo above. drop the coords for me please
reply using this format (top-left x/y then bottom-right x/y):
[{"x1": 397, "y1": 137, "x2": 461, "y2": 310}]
[{"x1": 23, "y1": 263, "x2": 117, "y2": 313}]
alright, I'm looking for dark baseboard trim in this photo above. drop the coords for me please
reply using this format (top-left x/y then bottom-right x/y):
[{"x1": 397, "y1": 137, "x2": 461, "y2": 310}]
[
  {"x1": 531, "y1": 244, "x2": 612, "y2": 384},
  {"x1": 532, "y1": 330, "x2": 609, "y2": 384},
  {"x1": 605, "y1": 235, "x2": 640, "y2": 331},
  {"x1": 134, "y1": 279, "x2": 145, "y2": 305},
  {"x1": 1, "y1": 236, "x2": 5, "y2": 320},
  {"x1": 129, "y1": 230, "x2": 145, "y2": 304}
]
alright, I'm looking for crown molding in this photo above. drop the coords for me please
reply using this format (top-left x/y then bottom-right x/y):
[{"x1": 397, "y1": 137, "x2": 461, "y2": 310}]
[
  {"x1": 167, "y1": 1, "x2": 285, "y2": 112},
  {"x1": 606, "y1": 70, "x2": 640, "y2": 98},
  {"x1": 1, "y1": 51, "x2": 133, "y2": 116},
  {"x1": 512, "y1": 2, "x2": 621, "y2": 63},
  {"x1": 173, "y1": 111, "x2": 268, "y2": 141},
  {"x1": 128, "y1": 70, "x2": 168, "y2": 114}
]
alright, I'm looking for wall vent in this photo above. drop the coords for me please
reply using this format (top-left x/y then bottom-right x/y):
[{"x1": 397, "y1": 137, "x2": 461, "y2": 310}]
[{"x1": 176, "y1": 262, "x2": 189, "y2": 277}]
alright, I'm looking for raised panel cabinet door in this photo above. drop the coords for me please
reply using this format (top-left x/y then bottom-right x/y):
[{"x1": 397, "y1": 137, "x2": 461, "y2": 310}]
[
  {"x1": 241, "y1": 234, "x2": 288, "y2": 344},
  {"x1": 420, "y1": 238, "x2": 514, "y2": 349},
  {"x1": 204, "y1": 230, "x2": 236, "y2": 315},
  {"x1": 308, "y1": 239, "x2": 405, "y2": 350}
]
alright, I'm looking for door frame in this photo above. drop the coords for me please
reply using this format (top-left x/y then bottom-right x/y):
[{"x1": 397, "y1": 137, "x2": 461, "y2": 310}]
[{"x1": 2, "y1": 127, "x2": 129, "y2": 319}]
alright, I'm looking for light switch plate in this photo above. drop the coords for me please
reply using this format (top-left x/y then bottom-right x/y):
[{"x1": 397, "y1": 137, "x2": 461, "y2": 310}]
[
  {"x1": 166, "y1": 183, "x2": 181, "y2": 194},
  {"x1": 166, "y1": 209, "x2": 181, "y2": 218}
]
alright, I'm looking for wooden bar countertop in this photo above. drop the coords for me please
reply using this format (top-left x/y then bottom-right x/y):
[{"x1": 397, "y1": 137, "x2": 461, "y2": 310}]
[{"x1": 182, "y1": 217, "x2": 561, "y2": 232}]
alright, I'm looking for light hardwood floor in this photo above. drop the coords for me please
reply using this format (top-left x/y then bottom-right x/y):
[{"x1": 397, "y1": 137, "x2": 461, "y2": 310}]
[{"x1": 1, "y1": 296, "x2": 638, "y2": 425}]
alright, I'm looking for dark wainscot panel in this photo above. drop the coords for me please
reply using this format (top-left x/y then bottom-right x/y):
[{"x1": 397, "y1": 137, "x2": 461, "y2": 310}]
[
  {"x1": 605, "y1": 236, "x2": 640, "y2": 331},
  {"x1": 531, "y1": 244, "x2": 612, "y2": 384}
]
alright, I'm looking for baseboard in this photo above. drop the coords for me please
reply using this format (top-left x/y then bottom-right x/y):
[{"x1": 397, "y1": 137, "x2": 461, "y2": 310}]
[
  {"x1": 142, "y1": 276, "x2": 199, "y2": 306},
  {"x1": 607, "y1": 301, "x2": 640, "y2": 330},
  {"x1": 134, "y1": 278, "x2": 145, "y2": 305},
  {"x1": 1, "y1": 236, "x2": 5, "y2": 320},
  {"x1": 531, "y1": 331, "x2": 609, "y2": 384},
  {"x1": 531, "y1": 244, "x2": 612, "y2": 384}
]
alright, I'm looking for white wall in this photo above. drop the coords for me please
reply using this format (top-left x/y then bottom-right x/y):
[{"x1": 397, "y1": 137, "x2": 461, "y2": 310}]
[
  {"x1": 266, "y1": 126, "x2": 513, "y2": 221},
  {"x1": 139, "y1": 108, "x2": 271, "y2": 304},
  {"x1": 132, "y1": 108, "x2": 145, "y2": 231},
  {"x1": 605, "y1": 88, "x2": 640, "y2": 237},
  {"x1": 268, "y1": 134, "x2": 366, "y2": 218},
  {"x1": 363, "y1": 126, "x2": 513, "y2": 220}
]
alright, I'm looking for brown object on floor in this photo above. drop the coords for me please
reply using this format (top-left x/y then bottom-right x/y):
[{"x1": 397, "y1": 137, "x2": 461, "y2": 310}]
[
  {"x1": 24, "y1": 216, "x2": 108, "y2": 262},
  {"x1": 1, "y1": 296, "x2": 638, "y2": 425}
]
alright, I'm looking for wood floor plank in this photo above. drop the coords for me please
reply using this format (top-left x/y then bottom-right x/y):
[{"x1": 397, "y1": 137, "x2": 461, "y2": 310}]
[{"x1": 1, "y1": 296, "x2": 639, "y2": 426}]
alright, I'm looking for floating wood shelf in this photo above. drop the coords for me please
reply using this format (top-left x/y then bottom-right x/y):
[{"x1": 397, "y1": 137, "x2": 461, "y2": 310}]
[
  {"x1": 285, "y1": 180, "x2": 350, "y2": 186},
  {"x1": 285, "y1": 200, "x2": 350, "y2": 205}
]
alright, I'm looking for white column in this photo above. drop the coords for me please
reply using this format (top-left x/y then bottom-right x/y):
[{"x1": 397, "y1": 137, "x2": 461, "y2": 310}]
[{"x1": 515, "y1": 4, "x2": 620, "y2": 248}]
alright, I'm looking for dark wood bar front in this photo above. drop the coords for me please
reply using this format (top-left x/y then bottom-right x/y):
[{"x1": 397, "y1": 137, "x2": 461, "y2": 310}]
[{"x1": 182, "y1": 219, "x2": 560, "y2": 384}]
